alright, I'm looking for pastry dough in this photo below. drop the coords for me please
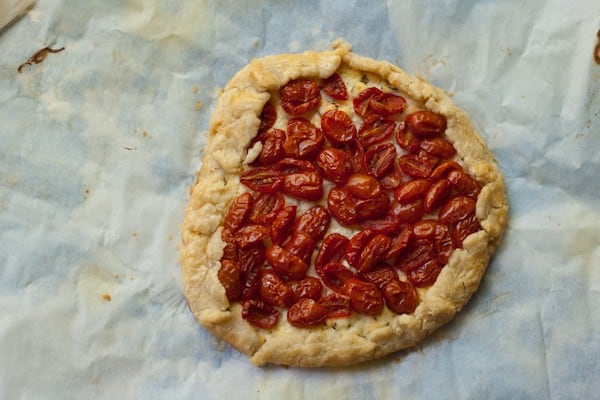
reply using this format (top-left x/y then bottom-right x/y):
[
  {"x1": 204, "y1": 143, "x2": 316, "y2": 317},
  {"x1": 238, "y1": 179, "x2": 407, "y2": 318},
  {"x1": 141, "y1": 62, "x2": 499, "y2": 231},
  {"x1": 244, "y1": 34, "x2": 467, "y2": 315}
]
[{"x1": 180, "y1": 40, "x2": 508, "y2": 367}]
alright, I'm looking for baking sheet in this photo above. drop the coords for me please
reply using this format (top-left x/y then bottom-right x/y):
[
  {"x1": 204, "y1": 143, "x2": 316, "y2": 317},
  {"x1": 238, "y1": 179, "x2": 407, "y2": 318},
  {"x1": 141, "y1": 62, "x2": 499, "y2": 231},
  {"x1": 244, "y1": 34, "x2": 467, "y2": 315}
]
[{"x1": 0, "y1": 0, "x2": 599, "y2": 398}]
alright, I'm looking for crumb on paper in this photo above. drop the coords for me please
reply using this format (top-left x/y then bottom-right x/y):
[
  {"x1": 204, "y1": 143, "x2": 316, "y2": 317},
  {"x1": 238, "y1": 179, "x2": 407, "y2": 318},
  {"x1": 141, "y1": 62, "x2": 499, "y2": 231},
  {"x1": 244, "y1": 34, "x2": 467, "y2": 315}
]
[
  {"x1": 168, "y1": 234, "x2": 173, "y2": 241},
  {"x1": 131, "y1": 231, "x2": 137, "y2": 238},
  {"x1": 193, "y1": 84, "x2": 199, "y2": 94},
  {"x1": 500, "y1": 46, "x2": 512, "y2": 57},
  {"x1": 83, "y1": 185, "x2": 90, "y2": 200},
  {"x1": 123, "y1": 146, "x2": 136, "y2": 151},
  {"x1": 253, "y1": 39, "x2": 260, "y2": 48},
  {"x1": 195, "y1": 100, "x2": 203, "y2": 111},
  {"x1": 102, "y1": 293, "x2": 112, "y2": 302},
  {"x1": 114, "y1": 273, "x2": 119, "y2": 279}
]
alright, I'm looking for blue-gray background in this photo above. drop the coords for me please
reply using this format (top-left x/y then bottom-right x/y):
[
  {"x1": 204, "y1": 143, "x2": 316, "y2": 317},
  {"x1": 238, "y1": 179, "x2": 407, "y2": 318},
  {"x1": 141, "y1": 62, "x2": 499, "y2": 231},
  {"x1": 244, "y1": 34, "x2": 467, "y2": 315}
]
[{"x1": 0, "y1": 0, "x2": 598, "y2": 398}]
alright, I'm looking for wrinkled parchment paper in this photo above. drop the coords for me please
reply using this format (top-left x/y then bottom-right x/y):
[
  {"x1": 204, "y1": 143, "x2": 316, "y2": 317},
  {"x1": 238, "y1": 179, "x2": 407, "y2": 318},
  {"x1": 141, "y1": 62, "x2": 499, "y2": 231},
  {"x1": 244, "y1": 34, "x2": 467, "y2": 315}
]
[{"x1": 1, "y1": 0, "x2": 598, "y2": 398}]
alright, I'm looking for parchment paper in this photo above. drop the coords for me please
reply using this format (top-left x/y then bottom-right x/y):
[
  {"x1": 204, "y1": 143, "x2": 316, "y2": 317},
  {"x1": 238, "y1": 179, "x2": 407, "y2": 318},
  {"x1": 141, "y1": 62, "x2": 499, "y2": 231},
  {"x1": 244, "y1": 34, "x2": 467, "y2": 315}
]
[{"x1": 0, "y1": 0, "x2": 599, "y2": 398}]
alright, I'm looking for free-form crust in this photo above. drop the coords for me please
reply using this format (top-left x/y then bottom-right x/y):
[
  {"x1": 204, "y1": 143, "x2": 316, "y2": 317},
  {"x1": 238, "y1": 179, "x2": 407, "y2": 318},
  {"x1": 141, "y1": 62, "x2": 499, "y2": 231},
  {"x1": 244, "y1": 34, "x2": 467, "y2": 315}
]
[{"x1": 179, "y1": 40, "x2": 508, "y2": 367}]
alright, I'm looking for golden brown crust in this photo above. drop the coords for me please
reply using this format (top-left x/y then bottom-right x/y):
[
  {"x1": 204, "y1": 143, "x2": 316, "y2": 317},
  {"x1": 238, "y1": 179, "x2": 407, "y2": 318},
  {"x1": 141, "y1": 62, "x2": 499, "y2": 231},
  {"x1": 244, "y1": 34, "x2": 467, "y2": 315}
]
[{"x1": 179, "y1": 39, "x2": 508, "y2": 367}]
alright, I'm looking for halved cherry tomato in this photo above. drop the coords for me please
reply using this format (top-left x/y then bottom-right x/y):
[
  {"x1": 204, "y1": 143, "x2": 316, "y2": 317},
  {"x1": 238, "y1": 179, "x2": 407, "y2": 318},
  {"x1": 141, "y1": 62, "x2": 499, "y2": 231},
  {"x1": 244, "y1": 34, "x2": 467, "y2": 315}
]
[
  {"x1": 320, "y1": 73, "x2": 349, "y2": 100},
  {"x1": 259, "y1": 270, "x2": 294, "y2": 307},
  {"x1": 265, "y1": 245, "x2": 309, "y2": 280},
  {"x1": 290, "y1": 277, "x2": 323, "y2": 301},
  {"x1": 280, "y1": 79, "x2": 321, "y2": 116},
  {"x1": 344, "y1": 278, "x2": 384, "y2": 315},
  {"x1": 315, "y1": 233, "x2": 350, "y2": 269},
  {"x1": 382, "y1": 279, "x2": 418, "y2": 314},
  {"x1": 321, "y1": 109, "x2": 356, "y2": 144},
  {"x1": 318, "y1": 293, "x2": 352, "y2": 318},
  {"x1": 316, "y1": 262, "x2": 354, "y2": 292},
  {"x1": 405, "y1": 111, "x2": 447, "y2": 137},
  {"x1": 316, "y1": 147, "x2": 351, "y2": 184},
  {"x1": 240, "y1": 167, "x2": 284, "y2": 193},
  {"x1": 293, "y1": 206, "x2": 331, "y2": 242},
  {"x1": 287, "y1": 298, "x2": 328, "y2": 327},
  {"x1": 224, "y1": 192, "x2": 253, "y2": 232},
  {"x1": 218, "y1": 259, "x2": 242, "y2": 301},
  {"x1": 241, "y1": 298, "x2": 278, "y2": 329},
  {"x1": 283, "y1": 171, "x2": 324, "y2": 201},
  {"x1": 258, "y1": 101, "x2": 277, "y2": 134},
  {"x1": 365, "y1": 143, "x2": 397, "y2": 178}
]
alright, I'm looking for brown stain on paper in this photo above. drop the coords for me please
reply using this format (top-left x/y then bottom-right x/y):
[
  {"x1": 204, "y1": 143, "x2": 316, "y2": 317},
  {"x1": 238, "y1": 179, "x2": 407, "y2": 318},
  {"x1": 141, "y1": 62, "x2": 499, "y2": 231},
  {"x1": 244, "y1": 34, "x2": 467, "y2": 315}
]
[
  {"x1": 595, "y1": 29, "x2": 600, "y2": 65},
  {"x1": 18, "y1": 46, "x2": 65, "y2": 73}
]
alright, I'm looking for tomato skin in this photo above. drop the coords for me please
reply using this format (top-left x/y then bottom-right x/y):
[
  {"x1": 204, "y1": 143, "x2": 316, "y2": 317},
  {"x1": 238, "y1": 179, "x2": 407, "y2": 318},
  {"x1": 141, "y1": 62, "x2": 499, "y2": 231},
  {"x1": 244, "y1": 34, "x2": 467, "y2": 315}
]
[
  {"x1": 386, "y1": 226, "x2": 412, "y2": 259},
  {"x1": 284, "y1": 117, "x2": 324, "y2": 159},
  {"x1": 419, "y1": 137, "x2": 456, "y2": 158},
  {"x1": 447, "y1": 170, "x2": 481, "y2": 199},
  {"x1": 283, "y1": 232, "x2": 315, "y2": 266},
  {"x1": 235, "y1": 225, "x2": 270, "y2": 249},
  {"x1": 398, "y1": 154, "x2": 434, "y2": 179},
  {"x1": 293, "y1": 206, "x2": 331, "y2": 243},
  {"x1": 369, "y1": 92, "x2": 407, "y2": 116},
  {"x1": 240, "y1": 168, "x2": 284, "y2": 193},
  {"x1": 391, "y1": 199, "x2": 425, "y2": 224},
  {"x1": 249, "y1": 192, "x2": 285, "y2": 225},
  {"x1": 355, "y1": 234, "x2": 392, "y2": 273},
  {"x1": 345, "y1": 173, "x2": 381, "y2": 199},
  {"x1": 438, "y1": 196, "x2": 477, "y2": 224},
  {"x1": 259, "y1": 271, "x2": 295, "y2": 307},
  {"x1": 318, "y1": 293, "x2": 352, "y2": 318},
  {"x1": 316, "y1": 147, "x2": 351, "y2": 184},
  {"x1": 327, "y1": 187, "x2": 358, "y2": 226},
  {"x1": 396, "y1": 123, "x2": 422, "y2": 153},
  {"x1": 283, "y1": 171, "x2": 324, "y2": 201},
  {"x1": 290, "y1": 277, "x2": 323, "y2": 301},
  {"x1": 287, "y1": 298, "x2": 328, "y2": 327},
  {"x1": 315, "y1": 233, "x2": 350, "y2": 269},
  {"x1": 270, "y1": 205, "x2": 297, "y2": 245},
  {"x1": 382, "y1": 279, "x2": 419, "y2": 314},
  {"x1": 353, "y1": 87, "x2": 406, "y2": 117},
  {"x1": 360, "y1": 213, "x2": 401, "y2": 235},
  {"x1": 406, "y1": 258, "x2": 443, "y2": 288},
  {"x1": 429, "y1": 160, "x2": 464, "y2": 182},
  {"x1": 365, "y1": 143, "x2": 397, "y2": 178},
  {"x1": 396, "y1": 241, "x2": 435, "y2": 273},
  {"x1": 241, "y1": 298, "x2": 279, "y2": 329},
  {"x1": 345, "y1": 229, "x2": 375, "y2": 267},
  {"x1": 238, "y1": 244, "x2": 265, "y2": 300},
  {"x1": 316, "y1": 262, "x2": 354, "y2": 292},
  {"x1": 256, "y1": 128, "x2": 286, "y2": 166},
  {"x1": 394, "y1": 179, "x2": 432, "y2": 203},
  {"x1": 320, "y1": 73, "x2": 349, "y2": 100},
  {"x1": 321, "y1": 109, "x2": 356, "y2": 144},
  {"x1": 258, "y1": 101, "x2": 277, "y2": 135},
  {"x1": 361, "y1": 264, "x2": 398, "y2": 289},
  {"x1": 358, "y1": 117, "x2": 395, "y2": 147},
  {"x1": 218, "y1": 259, "x2": 243, "y2": 301},
  {"x1": 354, "y1": 191, "x2": 390, "y2": 223},
  {"x1": 344, "y1": 278, "x2": 384, "y2": 316},
  {"x1": 450, "y1": 214, "x2": 481, "y2": 248},
  {"x1": 353, "y1": 87, "x2": 383, "y2": 117},
  {"x1": 224, "y1": 192, "x2": 254, "y2": 232},
  {"x1": 405, "y1": 111, "x2": 447, "y2": 137},
  {"x1": 280, "y1": 79, "x2": 321, "y2": 116},
  {"x1": 423, "y1": 179, "x2": 451, "y2": 213},
  {"x1": 276, "y1": 158, "x2": 317, "y2": 174},
  {"x1": 265, "y1": 245, "x2": 309, "y2": 280}
]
